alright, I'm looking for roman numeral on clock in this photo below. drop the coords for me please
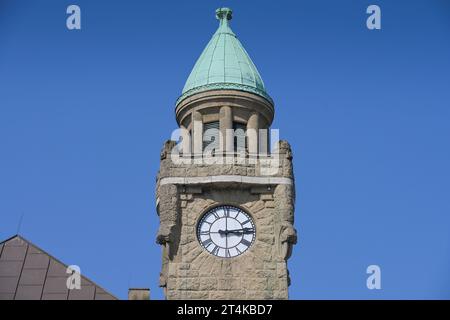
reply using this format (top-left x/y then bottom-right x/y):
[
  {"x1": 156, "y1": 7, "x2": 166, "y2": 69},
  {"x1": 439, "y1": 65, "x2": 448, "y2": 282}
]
[
  {"x1": 202, "y1": 238, "x2": 213, "y2": 248},
  {"x1": 211, "y1": 245, "x2": 219, "y2": 256},
  {"x1": 240, "y1": 239, "x2": 251, "y2": 247}
]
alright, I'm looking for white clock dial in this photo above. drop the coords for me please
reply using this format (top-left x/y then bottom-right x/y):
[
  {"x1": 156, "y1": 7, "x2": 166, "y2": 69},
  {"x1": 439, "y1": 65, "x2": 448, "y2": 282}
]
[{"x1": 197, "y1": 205, "x2": 256, "y2": 258}]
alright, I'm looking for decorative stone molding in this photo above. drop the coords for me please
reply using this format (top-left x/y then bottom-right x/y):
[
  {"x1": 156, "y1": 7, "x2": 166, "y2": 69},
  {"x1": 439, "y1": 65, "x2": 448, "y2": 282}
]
[
  {"x1": 159, "y1": 175, "x2": 293, "y2": 186},
  {"x1": 176, "y1": 83, "x2": 274, "y2": 107}
]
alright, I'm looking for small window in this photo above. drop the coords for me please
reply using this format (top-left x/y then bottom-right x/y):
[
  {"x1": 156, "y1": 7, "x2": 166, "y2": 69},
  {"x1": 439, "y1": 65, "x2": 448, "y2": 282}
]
[
  {"x1": 233, "y1": 122, "x2": 246, "y2": 153},
  {"x1": 203, "y1": 121, "x2": 220, "y2": 153}
]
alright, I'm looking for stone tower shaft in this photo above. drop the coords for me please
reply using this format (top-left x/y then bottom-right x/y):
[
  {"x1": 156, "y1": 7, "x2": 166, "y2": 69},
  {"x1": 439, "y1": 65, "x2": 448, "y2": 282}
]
[{"x1": 155, "y1": 8, "x2": 297, "y2": 300}]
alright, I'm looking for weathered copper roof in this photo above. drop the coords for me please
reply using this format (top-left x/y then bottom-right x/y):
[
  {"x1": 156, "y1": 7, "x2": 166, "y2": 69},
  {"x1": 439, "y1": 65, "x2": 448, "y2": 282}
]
[
  {"x1": 0, "y1": 235, "x2": 117, "y2": 300},
  {"x1": 177, "y1": 8, "x2": 273, "y2": 106}
]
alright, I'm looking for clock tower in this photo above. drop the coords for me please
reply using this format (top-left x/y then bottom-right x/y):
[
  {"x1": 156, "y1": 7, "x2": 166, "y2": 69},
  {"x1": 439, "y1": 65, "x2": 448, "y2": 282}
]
[{"x1": 156, "y1": 8, "x2": 297, "y2": 300}]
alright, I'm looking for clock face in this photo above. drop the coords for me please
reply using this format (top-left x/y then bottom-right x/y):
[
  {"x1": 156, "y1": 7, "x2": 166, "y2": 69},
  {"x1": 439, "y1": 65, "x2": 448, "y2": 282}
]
[{"x1": 197, "y1": 205, "x2": 256, "y2": 258}]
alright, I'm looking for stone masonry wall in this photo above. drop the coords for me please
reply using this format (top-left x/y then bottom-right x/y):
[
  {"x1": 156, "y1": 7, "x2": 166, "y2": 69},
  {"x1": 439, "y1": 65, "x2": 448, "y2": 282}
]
[{"x1": 156, "y1": 140, "x2": 296, "y2": 300}]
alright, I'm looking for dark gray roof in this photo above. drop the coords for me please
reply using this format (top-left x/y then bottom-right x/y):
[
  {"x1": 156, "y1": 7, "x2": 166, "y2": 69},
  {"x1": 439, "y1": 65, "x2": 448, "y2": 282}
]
[{"x1": 0, "y1": 235, "x2": 117, "y2": 300}]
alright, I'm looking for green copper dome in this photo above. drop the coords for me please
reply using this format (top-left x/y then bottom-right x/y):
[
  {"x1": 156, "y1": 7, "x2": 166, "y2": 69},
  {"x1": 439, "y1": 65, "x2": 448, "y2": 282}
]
[{"x1": 176, "y1": 8, "x2": 273, "y2": 106}]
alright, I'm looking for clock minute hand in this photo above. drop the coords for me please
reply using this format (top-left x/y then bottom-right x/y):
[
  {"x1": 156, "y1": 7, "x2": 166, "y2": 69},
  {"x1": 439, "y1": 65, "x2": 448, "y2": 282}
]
[
  {"x1": 218, "y1": 228, "x2": 254, "y2": 235},
  {"x1": 225, "y1": 228, "x2": 254, "y2": 234}
]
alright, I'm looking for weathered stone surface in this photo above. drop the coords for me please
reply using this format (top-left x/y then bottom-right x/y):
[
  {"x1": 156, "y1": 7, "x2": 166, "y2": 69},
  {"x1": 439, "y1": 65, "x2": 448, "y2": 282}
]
[
  {"x1": 242, "y1": 277, "x2": 267, "y2": 291},
  {"x1": 177, "y1": 278, "x2": 200, "y2": 291},
  {"x1": 209, "y1": 290, "x2": 246, "y2": 300},
  {"x1": 264, "y1": 200, "x2": 275, "y2": 208},
  {"x1": 217, "y1": 278, "x2": 241, "y2": 291},
  {"x1": 249, "y1": 200, "x2": 265, "y2": 213},
  {"x1": 258, "y1": 234, "x2": 275, "y2": 245},
  {"x1": 273, "y1": 290, "x2": 288, "y2": 299},
  {"x1": 246, "y1": 290, "x2": 274, "y2": 300},
  {"x1": 183, "y1": 291, "x2": 209, "y2": 299},
  {"x1": 168, "y1": 264, "x2": 177, "y2": 277},
  {"x1": 199, "y1": 278, "x2": 217, "y2": 291}
]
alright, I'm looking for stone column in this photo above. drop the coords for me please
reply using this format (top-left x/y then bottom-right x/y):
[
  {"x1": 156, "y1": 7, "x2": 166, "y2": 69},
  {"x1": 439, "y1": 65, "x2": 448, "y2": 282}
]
[
  {"x1": 180, "y1": 125, "x2": 191, "y2": 156},
  {"x1": 192, "y1": 111, "x2": 203, "y2": 156},
  {"x1": 247, "y1": 112, "x2": 259, "y2": 156},
  {"x1": 259, "y1": 128, "x2": 268, "y2": 156},
  {"x1": 219, "y1": 106, "x2": 233, "y2": 155}
]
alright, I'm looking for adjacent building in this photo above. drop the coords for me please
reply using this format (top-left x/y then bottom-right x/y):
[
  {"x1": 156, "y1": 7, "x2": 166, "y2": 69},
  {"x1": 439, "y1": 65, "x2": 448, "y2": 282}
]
[{"x1": 0, "y1": 235, "x2": 117, "y2": 300}]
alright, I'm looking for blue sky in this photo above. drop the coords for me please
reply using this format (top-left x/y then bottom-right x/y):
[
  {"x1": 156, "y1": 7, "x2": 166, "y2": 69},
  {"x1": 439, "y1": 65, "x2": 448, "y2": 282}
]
[{"x1": 1, "y1": 0, "x2": 449, "y2": 299}]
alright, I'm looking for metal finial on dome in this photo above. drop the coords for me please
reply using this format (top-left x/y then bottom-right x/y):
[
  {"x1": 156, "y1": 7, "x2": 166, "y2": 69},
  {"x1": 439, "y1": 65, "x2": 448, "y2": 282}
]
[{"x1": 216, "y1": 7, "x2": 232, "y2": 22}]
